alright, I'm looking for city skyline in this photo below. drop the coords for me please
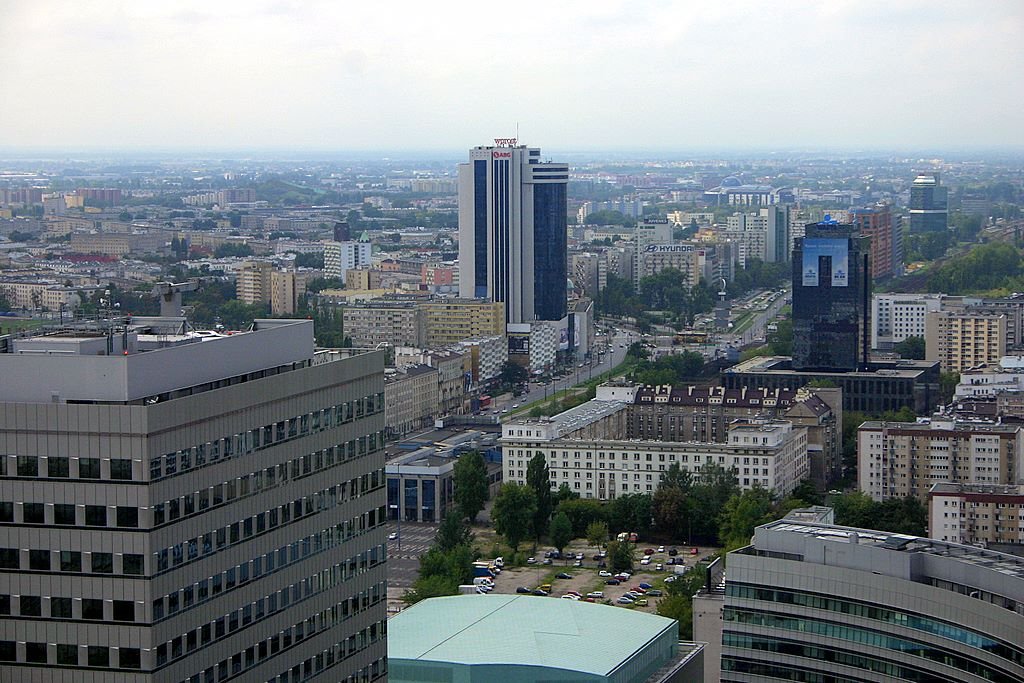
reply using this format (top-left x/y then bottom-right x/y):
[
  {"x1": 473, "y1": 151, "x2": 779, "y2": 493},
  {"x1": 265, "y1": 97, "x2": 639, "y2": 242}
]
[{"x1": 1, "y1": 1, "x2": 1022, "y2": 152}]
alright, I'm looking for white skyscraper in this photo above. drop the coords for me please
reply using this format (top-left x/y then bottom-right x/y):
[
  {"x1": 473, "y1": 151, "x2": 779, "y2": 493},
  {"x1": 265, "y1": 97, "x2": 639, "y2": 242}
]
[{"x1": 458, "y1": 140, "x2": 568, "y2": 325}]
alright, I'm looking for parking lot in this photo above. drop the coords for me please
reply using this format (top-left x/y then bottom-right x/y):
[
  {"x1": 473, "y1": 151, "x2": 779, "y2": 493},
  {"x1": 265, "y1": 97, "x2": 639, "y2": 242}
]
[{"x1": 385, "y1": 521, "x2": 438, "y2": 589}]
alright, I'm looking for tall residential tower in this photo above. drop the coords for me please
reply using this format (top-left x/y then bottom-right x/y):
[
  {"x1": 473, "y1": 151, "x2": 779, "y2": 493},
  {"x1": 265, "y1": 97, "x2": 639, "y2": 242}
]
[{"x1": 458, "y1": 140, "x2": 568, "y2": 325}]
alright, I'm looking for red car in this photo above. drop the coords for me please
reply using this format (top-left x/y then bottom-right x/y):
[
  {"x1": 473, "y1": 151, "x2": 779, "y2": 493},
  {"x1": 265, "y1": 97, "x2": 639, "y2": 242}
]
[
  {"x1": 631, "y1": 586, "x2": 647, "y2": 594},
  {"x1": 690, "y1": 547, "x2": 699, "y2": 556},
  {"x1": 643, "y1": 548, "x2": 655, "y2": 555}
]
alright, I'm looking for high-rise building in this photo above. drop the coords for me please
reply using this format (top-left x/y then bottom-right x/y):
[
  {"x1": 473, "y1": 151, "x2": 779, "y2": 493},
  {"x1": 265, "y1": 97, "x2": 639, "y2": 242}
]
[
  {"x1": 714, "y1": 518, "x2": 1024, "y2": 682},
  {"x1": 458, "y1": 141, "x2": 568, "y2": 324},
  {"x1": 323, "y1": 240, "x2": 372, "y2": 283},
  {"x1": 0, "y1": 319, "x2": 388, "y2": 681},
  {"x1": 723, "y1": 206, "x2": 790, "y2": 263},
  {"x1": 791, "y1": 220, "x2": 870, "y2": 371},
  {"x1": 909, "y1": 172, "x2": 948, "y2": 233},
  {"x1": 871, "y1": 293, "x2": 944, "y2": 350},
  {"x1": 929, "y1": 482, "x2": 1024, "y2": 548},
  {"x1": 851, "y1": 202, "x2": 903, "y2": 279},
  {"x1": 925, "y1": 309, "x2": 1007, "y2": 372}
]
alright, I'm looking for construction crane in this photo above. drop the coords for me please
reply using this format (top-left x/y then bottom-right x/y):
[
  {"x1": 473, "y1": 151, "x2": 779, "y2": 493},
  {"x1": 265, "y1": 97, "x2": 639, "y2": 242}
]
[{"x1": 151, "y1": 280, "x2": 200, "y2": 318}]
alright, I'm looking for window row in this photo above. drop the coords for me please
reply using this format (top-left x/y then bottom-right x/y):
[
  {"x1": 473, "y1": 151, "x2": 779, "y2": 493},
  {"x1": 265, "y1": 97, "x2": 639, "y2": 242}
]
[
  {"x1": 0, "y1": 642, "x2": 140, "y2": 669},
  {"x1": 150, "y1": 393, "x2": 384, "y2": 481},
  {"x1": 152, "y1": 445, "x2": 383, "y2": 529},
  {"x1": 0, "y1": 502, "x2": 138, "y2": 527},
  {"x1": 0, "y1": 548, "x2": 143, "y2": 574},
  {"x1": 160, "y1": 583, "x2": 383, "y2": 670},
  {"x1": 176, "y1": 616, "x2": 385, "y2": 683},
  {"x1": 0, "y1": 455, "x2": 134, "y2": 480},
  {"x1": 154, "y1": 478, "x2": 386, "y2": 575},
  {"x1": 0, "y1": 594, "x2": 137, "y2": 621}
]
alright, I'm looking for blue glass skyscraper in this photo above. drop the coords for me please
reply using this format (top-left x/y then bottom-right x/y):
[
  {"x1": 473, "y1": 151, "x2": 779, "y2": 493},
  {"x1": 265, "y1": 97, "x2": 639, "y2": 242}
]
[{"x1": 458, "y1": 141, "x2": 568, "y2": 324}]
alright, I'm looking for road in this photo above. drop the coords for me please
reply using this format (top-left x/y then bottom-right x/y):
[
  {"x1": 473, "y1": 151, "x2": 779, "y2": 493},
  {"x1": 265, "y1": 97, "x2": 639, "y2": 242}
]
[
  {"x1": 386, "y1": 521, "x2": 439, "y2": 588},
  {"x1": 719, "y1": 289, "x2": 791, "y2": 350}
]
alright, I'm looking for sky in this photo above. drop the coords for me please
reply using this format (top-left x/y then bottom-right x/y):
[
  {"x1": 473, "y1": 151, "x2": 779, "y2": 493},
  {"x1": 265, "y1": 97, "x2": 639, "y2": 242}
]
[{"x1": 0, "y1": 0, "x2": 1021, "y2": 153}]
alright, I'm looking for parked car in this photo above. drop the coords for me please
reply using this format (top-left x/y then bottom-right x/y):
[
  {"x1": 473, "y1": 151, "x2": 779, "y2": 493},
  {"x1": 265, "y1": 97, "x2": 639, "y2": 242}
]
[
  {"x1": 556, "y1": 572, "x2": 573, "y2": 580},
  {"x1": 616, "y1": 572, "x2": 631, "y2": 581},
  {"x1": 655, "y1": 563, "x2": 663, "y2": 571},
  {"x1": 537, "y1": 584, "x2": 552, "y2": 592},
  {"x1": 668, "y1": 547, "x2": 678, "y2": 556},
  {"x1": 388, "y1": 532, "x2": 398, "y2": 541},
  {"x1": 616, "y1": 597, "x2": 634, "y2": 605},
  {"x1": 516, "y1": 586, "x2": 531, "y2": 594},
  {"x1": 527, "y1": 557, "x2": 537, "y2": 564},
  {"x1": 561, "y1": 594, "x2": 579, "y2": 600},
  {"x1": 542, "y1": 558, "x2": 553, "y2": 565},
  {"x1": 643, "y1": 548, "x2": 655, "y2": 555},
  {"x1": 575, "y1": 552, "x2": 584, "y2": 560},
  {"x1": 646, "y1": 589, "x2": 663, "y2": 597},
  {"x1": 664, "y1": 575, "x2": 677, "y2": 583},
  {"x1": 690, "y1": 547, "x2": 699, "y2": 555},
  {"x1": 599, "y1": 570, "x2": 612, "y2": 577},
  {"x1": 640, "y1": 557, "x2": 651, "y2": 565},
  {"x1": 532, "y1": 589, "x2": 548, "y2": 596},
  {"x1": 635, "y1": 599, "x2": 648, "y2": 607},
  {"x1": 639, "y1": 582, "x2": 653, "y2": 589},
  {"x1": 605, "y1": 579, "x2": 621, "y2": 585},
  {"x1": 586, "y1": 591, "x2": 604, "y2": 599},
  {"x1": 657, "y1": 546, "x2": 665, "y2": 553},
  {"x1": 573, "y1": 559, "x2": 583, "y2": 567}
]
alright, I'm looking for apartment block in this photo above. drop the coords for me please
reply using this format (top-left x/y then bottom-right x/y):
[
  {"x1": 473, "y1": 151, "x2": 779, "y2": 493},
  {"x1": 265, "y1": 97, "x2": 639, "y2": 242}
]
[
  {"x1": 384, "y1": 364, "x2": 440, "y2": 438},
  {"x1": 0, "y1": 319, "x2": 387, "y2": 681},
  {"x1": 858, "y1": 417, "x2": 1024, "y2": 501},
  {"x1": 341, "y1": 302, "x2": 424, "y2": 348},
  {"x1": 870, "y1": 293, "x2": 943, "y2": 350},
  {"x1": 451, "y1": 335, "x2": 508, "y2": 384},
  {"x1": 323, "y1": 241, "x2": 372, "y2": 283},
  {"x1": 926, "y1": 310, "x2": 1006, "y2": 372},
  {"x1": 418, "y1": 299, "x2": 505, "y2": 348},
  {"x1": 929, "y1": 482, "x2": 1024, "y2": 547}
]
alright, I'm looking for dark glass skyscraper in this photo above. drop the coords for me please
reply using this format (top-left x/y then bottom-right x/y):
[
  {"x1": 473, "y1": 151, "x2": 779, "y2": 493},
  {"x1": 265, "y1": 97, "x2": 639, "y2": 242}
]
[
  {"x1": 791, "y1": 220, "x2": 870, "y2": 371},
  {"x1": 909, "y1": 172, "x2": 948, "y2": 233},
  {"x1": 458, "y1": 142, "x2": 568, "y2": 324}
]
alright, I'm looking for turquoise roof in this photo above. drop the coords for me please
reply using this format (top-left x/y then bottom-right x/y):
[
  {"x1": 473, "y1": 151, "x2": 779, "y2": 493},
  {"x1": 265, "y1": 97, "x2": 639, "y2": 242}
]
[{"x1": 388, "y1": 594, "x2": 677, "y2": 676}]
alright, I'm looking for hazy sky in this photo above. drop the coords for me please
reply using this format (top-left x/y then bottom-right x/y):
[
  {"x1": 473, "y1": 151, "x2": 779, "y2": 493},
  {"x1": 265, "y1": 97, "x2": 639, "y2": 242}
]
[{"x1": 1, "y1": 0, "x2": 1021, "y2": 153}]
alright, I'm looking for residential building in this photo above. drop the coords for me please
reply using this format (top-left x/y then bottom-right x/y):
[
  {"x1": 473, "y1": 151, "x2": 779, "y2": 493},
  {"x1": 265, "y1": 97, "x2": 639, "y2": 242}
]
[
  {"x1": 344, "y1": 267, "x2": 382, "y2": 292},
  {"x1": 871, "y1": 293, "x2": 943, "y2": 350},
  {"x1": 70, "y1": 231, "x2": 167, "y2": 257},
  {"x1": 909, "y1": 172, "x2": 948, "y2": 233},
  {"x1": 75, "y1": 188, "x2": 123, "y2": 205},
  {"x1": 457, "y1": 142, "x2": 568, "y2": 324},
  {"x1": 570, "y1": 252, "x2": 601, "y2": 297},
  {"x1": 851, "y1": 202, "x2": 903, "y2": 279},
  {"x1": 722, "y1": 206, "x2": 790, "y2": 263},
  {"x1": 0, "y1": 319, "x2": 388, "y2": 681},
  {"x1": 636, "y1": 243, "x2": 710, "y2": 288},
  {"x1": 341, "y1": 302, "x2": 424, "y2": 348},
  {"x1": 451, "y1": 335, "x2": 508, "y2": 384},
  {"x1": 394, "y1": 347, "x2": 471, "y2": 415},
  {"x1": 928, "y1": 482, "x2": 1024, "y2": 548},
  {"x1": 501, "y1": 400, "x2": 808, "y2": 498},
  {"x1": 323, "y1": 240, "x2": 372, "y2": 283},
  {"x1": 791, "y1": 221, "x2": 870, "y2": 372},
  {"x1": 633, "y1": 217, "x2": 674, "y2": 288},
  {"x1": 388, "y1": 595, "x2": 703, "y2": 683},
  {"x1": 858, "y1": 417, "x2": 1024, "y2": 501},
  {"x1": 954, "y1": 356, "x2": 1024, "y2": 398},
  {"x1": 269, "y1": 270, "x2": 306, "y2": 316},
  {"x1": 925, "y1": 310, "x2": 1007, "y2": 372},
  {"x1": 235, "y1": 260, "x2": 273, "y2": 307},
  {"x1": 0, "y1": 281, "x2": 94, "y2": 312},
  {"x1": 384, "y1": 363, "x2": 440, "y2": 438},
  {"x1": 419, "y1": 299, "x2": 505, "y2": 348},
  {"x1": 506, "y1": 321, "x2": 558, "y2": 373},
  {"x1": 719, "y1": 519, "x2": 1024, "y2": 682}
]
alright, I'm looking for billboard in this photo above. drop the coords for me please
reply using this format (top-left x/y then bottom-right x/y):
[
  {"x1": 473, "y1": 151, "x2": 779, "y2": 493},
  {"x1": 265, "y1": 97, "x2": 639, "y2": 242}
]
[{"x1": 802, "y1": 238, "x2": 849, "y2": 287}]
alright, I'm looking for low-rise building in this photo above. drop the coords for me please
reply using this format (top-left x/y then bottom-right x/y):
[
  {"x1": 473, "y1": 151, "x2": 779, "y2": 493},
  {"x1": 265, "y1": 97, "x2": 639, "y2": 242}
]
[
  {"x1": 928, "y1": 482, "x2": 1024, "y2": 548},
  {"x1": 451, "y1": 335, "x2": 507, "y2": 385},
  {"x1": 384, "y1": 364, "x2": 439, "y2": 438}
]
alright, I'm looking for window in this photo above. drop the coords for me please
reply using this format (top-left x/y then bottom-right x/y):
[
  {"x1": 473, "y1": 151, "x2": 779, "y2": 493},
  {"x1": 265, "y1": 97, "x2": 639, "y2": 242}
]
[
  {"x1": 51, "y1": 597, "x2": 72, "y2": 618},
  {"x1": 87, "y1": 646, "x2": 109, "y2": 667},
  {"x1": 85, "y1": 505, "x2": 107, "y2": 526},
  {"x1": 29, "y1": 549, "x2": 50, "y2": 570},
  {"x1": 25, "y1": 641, "x2": 47, "y2": 663},
  {"x1": 0, "y1": 595, "x2": 8, "y2": 614},
  {"x1": 17, "y1": 455, "x2": 38, "y2": 476},
  {"x1": 23, "y1": 502, "x2": 44, "y2": 523},
  {"x1": 0, "y1": 642, "x2": 13, "y2": 661},
  {"x1": 56, "y1": 644, "x2": 78, "y2": 665},
  {"x1": 79, "y1": 457, "x2": 101, "y2": 479},
  {"x1": 47, "y1": 457, "x2": 69, "y2": 477},
  {"x1": 113, "y1": 600, "x2": 135, "y2": 621},
  {"x1": 0, "y1": 502, "x2": 11, "y2": 522},
  {"x1": 116, "y1": 507, "x2": 138, "y2": 528},
  {"x1": 82, "y1": 599, "x2": 103, "y2": 620},
  {"x1": 20, "y1": 595, "x2": 41, "y2": 616},
  {"x1": 123, "y1": 553, "x2": 144, "y2": 575},
  {"x1": 119, "y1": 647, "x2": 141, "y2": 669},
  {"x1": 60, "y1": 551, "x2": 81, "y2": 572},
  {"x1": 92, "y1": 552, "x2": 113, "y2": 573},
  {"x1": 54, "y1": 503, "x2": 75, "y2": 525},
  {"x1": 110, "y1": 459, "x2": 132, "y2": 480}
]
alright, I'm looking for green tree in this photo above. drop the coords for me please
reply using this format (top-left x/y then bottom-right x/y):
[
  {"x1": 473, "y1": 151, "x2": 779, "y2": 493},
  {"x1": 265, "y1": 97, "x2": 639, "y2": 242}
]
[
  {"x1": 492, "y1": 483, "x2": 537, "y2": 553},
  {"x1": 605, "y1": 493, "x2": 652, "y2": 536},
  {"x1": 401, "y1": 574, "x2": 458, "y2": 604},
  {"x1": 652, "y1": 484, "x2": 691, "y2": 539},
  {"x1": 790, "y1": 479, "x2": 823, "y2": 506},
  {"x1": 453, "y1": 451, "x2": 489, "y2": 523},
  {"x1": 767, "y1": 318, "x2": 793, "y2": 356},
  {"x1": 555, "y1": 498, "x2": 606, "y2": 537},
  {"x1": 607, "y1": 539, "x2": 634, "y2": 573},
  {"x1": 526, "y1": 453, "x2": 553, "y2": 541},
  {"x1": 893, "y1": 336, "x2": 926, "y2": 360},
  {"x1": 549, "y1": 511, "x2": 573, "y2": 555},
  {"x1": 498, "y1": 361, "x2": 529, "y2": 389},
  {"x1": 213, "y1": 243, "x2": 254, "y2": 258},
  {"x1": 939, "y1": 371, "x2": 959, "y2": 403},
  {"x1": 689, "y1": 462, "x2": 740, "y2": 545},
  {"x1": 436, "y1": 512, "x2": 473, "y2": 552},
  {"x1": 585, "y1": 520, "x2": 609, "y2": 548},
  {"x1": 555, "y1": 482, "x2": 579, "y2": 504},
  {"x1": 656, "y1": 568, "x2": 706, "y2": 639},
  {"x1": 719, "y1": 486, "x2": 776, "y2": 550}
]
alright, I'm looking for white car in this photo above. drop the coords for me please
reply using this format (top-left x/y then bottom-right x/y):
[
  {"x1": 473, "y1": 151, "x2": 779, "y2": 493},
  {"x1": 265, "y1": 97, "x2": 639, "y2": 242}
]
[
  {"x1": 640, "y1": 557, "x2": 651, "y2": 565},
  {"x1": 586, "y1": 591, "x2": 604, "y2": 599},
  {"x1": 655, "y1": 563, "x2": 663, "y2": 571},
  {"x1": 388, "y1": 532, "x2": 398, "y2": 541},
  {"x1": 657, "y1": 545, "x2": 665, "y2": 553},
  {"x1": 599, "y1": 570, "x2": 612, "y2": 577}
]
